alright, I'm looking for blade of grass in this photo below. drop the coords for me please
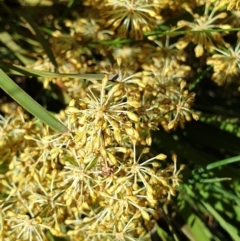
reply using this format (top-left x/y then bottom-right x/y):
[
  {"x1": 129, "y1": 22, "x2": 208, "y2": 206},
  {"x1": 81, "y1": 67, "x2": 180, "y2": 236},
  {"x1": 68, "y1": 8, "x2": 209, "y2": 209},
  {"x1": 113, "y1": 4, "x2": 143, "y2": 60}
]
[
  {"x1": 183, "y1": 213, "x2": 213, "y2": 241},
  {"x1": 211, "y1": 185, "x2": 240, "y2": 203},
  {"x1": 0, "y1": 69, "x2": 68, "y2": 133},
  {"x1": 179, "y1": 184, "x2": 211, "y2": 218},
  {"x1": 202, "y1": 201, "x2": 240, "y2": 241},
  {"x1": 145, "y1": 27, "x2": 240, "y2": 37},
  {"x1": 21, "y1": 15, "x2": 58, "y2": 67},
  {"x1": 206, "y1": 156, "x2": 240, "y2": 170},
  {"x1": 0, "y1": 61, "x2": 105, "y2": 79},
  {"x1": 58, "y1": 0, "x2": 78, "y2": 23},
  {"x1": 199, "y1": 177, "x2": 231, "y2": 183},
  {"x1": 156, "y1": 224, "x2": 175, "y2": 241},
  {"x1": 177, "y1": 188, "x2": 216, "y2": 241},
  {"x1": 0, "y1": 32, "x2": 32, "y2": 65},
  {"x1": 93, "y1": 38, "x2": 133, "y2": 46}
]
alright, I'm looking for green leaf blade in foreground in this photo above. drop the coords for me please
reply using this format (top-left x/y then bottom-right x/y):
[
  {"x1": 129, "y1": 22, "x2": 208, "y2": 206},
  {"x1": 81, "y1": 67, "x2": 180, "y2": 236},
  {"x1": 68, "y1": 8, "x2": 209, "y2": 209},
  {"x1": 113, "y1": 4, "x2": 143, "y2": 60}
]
[
  {"x1": 0, "y1": 61, "x2": 105, "y2": 80},
  {"x1": 0, "y1": 69, "x2": 68, "y2": 133}
]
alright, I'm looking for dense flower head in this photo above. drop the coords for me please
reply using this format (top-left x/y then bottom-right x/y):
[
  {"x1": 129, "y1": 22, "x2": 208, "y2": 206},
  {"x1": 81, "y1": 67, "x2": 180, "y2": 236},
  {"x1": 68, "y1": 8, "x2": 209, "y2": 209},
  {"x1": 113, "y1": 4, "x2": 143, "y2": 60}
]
[
  {"x1": 1, "y1": 72, "x2": 186, "y2": 240},
  {"x1": 102, "y1": 0, "x2": 162, "y2": 39},
  {"x1": 176, "y1": 3, "x2": 230, "y2": 57},
  {"x1": 0, "y1": 113, "x2": 183, "y2": 241},
  {"x1": 3, "y1": 0, "x2": 239, "y2": 240},
  {"x1": 207, "y1": 40, "x2": 240, "y2": 85}
]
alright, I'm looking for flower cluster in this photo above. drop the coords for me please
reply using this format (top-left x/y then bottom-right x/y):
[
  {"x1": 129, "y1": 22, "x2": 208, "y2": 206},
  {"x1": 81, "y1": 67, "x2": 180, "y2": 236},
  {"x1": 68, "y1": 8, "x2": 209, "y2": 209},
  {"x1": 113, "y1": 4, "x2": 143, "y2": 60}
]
[
  {"x1": 0, "y1": 76, "x2": 185, "y2": 240},
  {"x1": 207, "y1": 40, "x2": 240, "y2": 85},
  {"x1": 1, "y1": 0, "x2": 239, "y2": 240},
  {"x1": 176, "y1": 3, "x2": 230, "y2": 57}
]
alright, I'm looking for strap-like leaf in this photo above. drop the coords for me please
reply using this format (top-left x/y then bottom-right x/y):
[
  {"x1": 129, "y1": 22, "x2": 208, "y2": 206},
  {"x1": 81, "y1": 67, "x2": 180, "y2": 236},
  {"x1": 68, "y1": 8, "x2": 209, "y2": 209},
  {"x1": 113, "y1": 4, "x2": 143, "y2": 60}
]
[
  {"x1": 206, "y1": 155, "x2": 240, "y2": 170},
  {"x1": 0, "y1": 61, "x2": 105, "y2": 79},
  {"x1": 22, "y1": 15, "x2": 58, "y2": 68},
  {"x1": 0, "y1": 69, "x2": 69, "y2": 133}
]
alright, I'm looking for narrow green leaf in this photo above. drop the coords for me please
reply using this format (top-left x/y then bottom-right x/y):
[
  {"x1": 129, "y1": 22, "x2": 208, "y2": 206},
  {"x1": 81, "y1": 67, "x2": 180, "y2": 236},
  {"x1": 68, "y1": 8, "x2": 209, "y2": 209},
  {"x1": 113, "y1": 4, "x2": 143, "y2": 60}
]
[
  {"x1": 22, "y1": 15, "x2": 58, "y2": 67},
  {"x1": 211, "y1": 185, "x2": 240, "y2": 203},
  {"x1": 58, "y1": 0, "x2": 78, "y2": 22},
  {"x1": 94, "y1": 38, "x2": 133, "y2": 46},
  {"x1": 177, "y1": 192, "x2": 214, "y2": 241},
  {"x1": 0, "y1": 61, "x2": 105, "y2": 80},
  {"x1": 145, "y1": 27, "x2": 240, "y2": 37},
  {"x1": 0, "y1": 69, "x2": 68, "y2": 133},
  {"x1": 232, "y1": 205, "x2": 240, "y2": 222},
  {"x1": 183, "y1": 214, "x2": 212, "y2": 241},
  {"x1": 206, "y1": 156, "x2": 240, "y2": 170},
  {"x1": 199, "y1": 177, "x2": 231, "y2": 183},
  {"x1": 0, "y1": 32, "x2": 32, "y2": 65},
  {"x1": 156, "y1": 224, "x2": 175, "y2": 241},
  {"x1": 202, "y1": 202, "x2": 240, "y2": 241},
  {"x1": 0, "y1": 32, "x2": 27, "y2": 54}
]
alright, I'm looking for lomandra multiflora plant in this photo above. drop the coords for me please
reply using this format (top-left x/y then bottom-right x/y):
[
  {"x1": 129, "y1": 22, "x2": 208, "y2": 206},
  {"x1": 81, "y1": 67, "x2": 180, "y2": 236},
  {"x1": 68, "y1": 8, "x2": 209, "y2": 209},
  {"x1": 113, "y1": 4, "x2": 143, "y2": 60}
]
[{"x1": 0, "y1": 0, "x2": 239, "y2": 240}]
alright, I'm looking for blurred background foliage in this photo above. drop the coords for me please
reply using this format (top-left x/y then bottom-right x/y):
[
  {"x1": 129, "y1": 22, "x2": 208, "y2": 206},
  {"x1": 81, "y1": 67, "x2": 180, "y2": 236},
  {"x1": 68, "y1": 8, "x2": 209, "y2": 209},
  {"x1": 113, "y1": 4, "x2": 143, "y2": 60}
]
[{"x1": 0, "y1": 0, "x2": 240, "y2": 241}]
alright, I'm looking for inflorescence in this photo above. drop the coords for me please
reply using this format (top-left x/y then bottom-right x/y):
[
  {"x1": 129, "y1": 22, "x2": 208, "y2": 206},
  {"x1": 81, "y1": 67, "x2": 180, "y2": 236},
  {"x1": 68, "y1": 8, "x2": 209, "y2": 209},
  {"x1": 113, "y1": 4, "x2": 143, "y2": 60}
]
[{"x1": 1, "y1": 0, "x2": 239, "y2": 240}]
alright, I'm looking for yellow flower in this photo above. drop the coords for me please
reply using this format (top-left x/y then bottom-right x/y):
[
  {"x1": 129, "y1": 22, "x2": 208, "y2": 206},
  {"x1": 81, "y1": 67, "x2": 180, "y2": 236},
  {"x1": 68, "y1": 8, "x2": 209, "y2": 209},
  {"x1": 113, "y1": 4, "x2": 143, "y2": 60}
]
[
  {"x1": 207, "y1": 41, "x2": 240, "y2": 85},
  {"x1": 65, "y1": 12, "x2": 113, "y2": 41},
  {"x1": 5, "y1": 211, "x2": 47, "y2": 241},
  {"x1": 103, "y1": 0, "x2": 162, "y2": 39},
  {"x1": 176, "y1": 4, "x2": 230, "y2": 57}
]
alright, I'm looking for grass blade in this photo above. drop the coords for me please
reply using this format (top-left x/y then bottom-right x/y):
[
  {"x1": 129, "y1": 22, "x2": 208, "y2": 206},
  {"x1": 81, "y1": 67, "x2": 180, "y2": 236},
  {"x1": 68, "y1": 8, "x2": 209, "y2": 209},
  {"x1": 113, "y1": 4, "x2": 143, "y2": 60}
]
[
  {"x1": 202, "y1": 201, "x2": 240, "y2": 241},
  {"x1": 0, "y1": 69, "x2": 68, "y2": 133},
  {"x1": 206, "y1": 156, "x2": 240, "y2": 170},
  {"x1": 211, "y1": 185, "x2": 240, "y2": 203},
  {"x1": 156, "y1": 224, "x2": 175, "y2": 241},
  {"x1": 183, "y1": 213, "x2": 212, "y2": 241},
  {"x1": 0, "y1": 32, "x2": 32, "y2": 65},
  {"x1": 0, "y1": 61, "x2": 105, "y2": 79},
  {"x1": 22, "y1": 15, "x2": 58, "y2": 67}
]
